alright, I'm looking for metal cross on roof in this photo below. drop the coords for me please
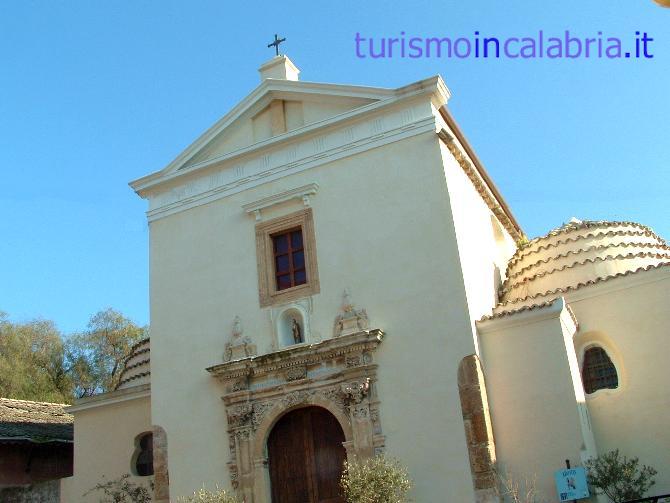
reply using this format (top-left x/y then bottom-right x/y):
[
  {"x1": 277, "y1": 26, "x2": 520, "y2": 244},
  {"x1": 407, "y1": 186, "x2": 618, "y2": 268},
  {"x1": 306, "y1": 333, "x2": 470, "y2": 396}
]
[{"x1": 267, "y1": 34, "x2": 286, "y2": 56}]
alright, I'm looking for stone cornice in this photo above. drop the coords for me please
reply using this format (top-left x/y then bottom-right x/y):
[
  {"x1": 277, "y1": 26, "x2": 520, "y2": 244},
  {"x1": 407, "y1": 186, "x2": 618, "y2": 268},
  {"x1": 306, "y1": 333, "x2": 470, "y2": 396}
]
[
  {"x1": 477, "y1": 297, "x2": 566, "y2": 333},
  {"x1": 66, "y1": 383, "x2": 151, "y2": 413},
  {"x1": 206, "y1": 329, "x2": 384, "y2": 382},
  {"x1": 143, "y1": 112, "x2": 436, "y2": 222},
  {"x1": 242, "y1": 183, "x2": 319, "y2": 220},
  {"x1": 437, "y1": 128, "x2": 523, "y2": 242}
]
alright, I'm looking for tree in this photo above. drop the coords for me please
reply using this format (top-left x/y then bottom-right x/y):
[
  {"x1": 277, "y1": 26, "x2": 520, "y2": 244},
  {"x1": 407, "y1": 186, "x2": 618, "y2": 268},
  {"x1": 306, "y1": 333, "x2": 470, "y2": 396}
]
[
  {"x1": 66, "y1": 308, "x2": 147, "y2": 397},
  {"x1": 0, "y1": 312, "x2": 72, "y2": 403},
  {"x1": 585, "y1": 449, "x2": 657, "y2": 502},
  {"x1": 340, "y1": 455, "x2": 412, "y2": 503}
]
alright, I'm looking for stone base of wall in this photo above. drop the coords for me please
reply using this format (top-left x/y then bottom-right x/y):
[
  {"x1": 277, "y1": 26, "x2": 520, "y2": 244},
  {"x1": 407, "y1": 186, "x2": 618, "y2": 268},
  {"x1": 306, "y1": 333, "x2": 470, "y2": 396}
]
[
  {"x1": 458, "y1": 354, "x2": 501, "y2": 503},
  {"x1": 153, "y1": 425, "x2": 170, "y2": 503},
  {"x1": 0, "y1": 480, "x2": 60, "y2": 503}
]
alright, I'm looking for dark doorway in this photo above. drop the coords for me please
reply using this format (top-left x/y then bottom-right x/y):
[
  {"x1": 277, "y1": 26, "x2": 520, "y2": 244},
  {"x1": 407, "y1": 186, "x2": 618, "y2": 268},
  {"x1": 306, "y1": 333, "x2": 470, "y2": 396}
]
[{"x1": 267, "y1": 406, "x2": 346, "y2": 503}]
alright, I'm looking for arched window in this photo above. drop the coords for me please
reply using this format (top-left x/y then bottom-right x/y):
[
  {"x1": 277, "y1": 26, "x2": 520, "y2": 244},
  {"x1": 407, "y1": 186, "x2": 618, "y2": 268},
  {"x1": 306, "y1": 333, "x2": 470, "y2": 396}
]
[
  {"x1": 582, "y1": 347, "x2": 618, "y2": 394},
  {"x1": 132, "y1": 432, "x2": 154, "y2": 476}
]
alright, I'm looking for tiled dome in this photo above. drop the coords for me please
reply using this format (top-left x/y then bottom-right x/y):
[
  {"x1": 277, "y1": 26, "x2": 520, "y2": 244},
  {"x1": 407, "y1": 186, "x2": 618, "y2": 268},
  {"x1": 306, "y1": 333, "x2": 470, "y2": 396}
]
[
  {"x1": 499, "y1": 219, "x2": 670, "y2": 305},
  {"x1": 116, "y1": 338, "x2": 150, "y2": 390}
]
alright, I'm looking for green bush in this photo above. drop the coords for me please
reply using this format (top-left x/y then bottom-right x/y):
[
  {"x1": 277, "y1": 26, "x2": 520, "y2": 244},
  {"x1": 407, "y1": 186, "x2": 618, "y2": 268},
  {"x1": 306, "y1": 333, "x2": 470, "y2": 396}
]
[
  {"x1": 585, "y1": 449, "x2": 657, "y2": 502},
  {"x1": 340, "y1": 455, "x2": 412, "y2": 503},
  {"x1": 177, "y1": 486, "x2": 241, "y2": 503}
]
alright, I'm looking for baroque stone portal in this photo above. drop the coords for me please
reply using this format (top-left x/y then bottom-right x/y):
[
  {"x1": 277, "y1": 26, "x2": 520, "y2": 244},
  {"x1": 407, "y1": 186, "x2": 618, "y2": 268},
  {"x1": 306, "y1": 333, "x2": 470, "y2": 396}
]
[{"x1": 206, "y1": 328, "x2": 385, "y2": 503}]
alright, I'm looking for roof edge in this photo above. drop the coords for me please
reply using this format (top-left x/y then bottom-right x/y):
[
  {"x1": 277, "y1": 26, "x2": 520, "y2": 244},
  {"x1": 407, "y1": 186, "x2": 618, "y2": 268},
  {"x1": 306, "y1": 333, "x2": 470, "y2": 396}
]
[
  {"x1": 438, "y1": 106, "x2": 524, "y2": 239},
  {"x1": 67, "y1": 383, "x2": 150, "y2": 413},
  {"x1": 129, "y1": 75, "x2": 449, "y2": 198}
]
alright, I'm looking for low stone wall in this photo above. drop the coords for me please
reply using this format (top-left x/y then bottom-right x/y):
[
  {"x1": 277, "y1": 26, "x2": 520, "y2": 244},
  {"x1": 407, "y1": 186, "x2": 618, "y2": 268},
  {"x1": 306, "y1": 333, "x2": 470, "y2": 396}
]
[{"x1": 0, "y1": 479, "x2": 60, "y2": 503}]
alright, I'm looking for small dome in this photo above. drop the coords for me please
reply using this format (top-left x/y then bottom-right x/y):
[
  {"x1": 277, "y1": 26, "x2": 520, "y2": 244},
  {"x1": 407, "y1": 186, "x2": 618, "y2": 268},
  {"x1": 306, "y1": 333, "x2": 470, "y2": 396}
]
[
  {"x1": 499, "y1": 220, "x2": 670, "y2": 305},
  {"x1": 116, "y1": 338, "x2": 151, "y2": 390}
]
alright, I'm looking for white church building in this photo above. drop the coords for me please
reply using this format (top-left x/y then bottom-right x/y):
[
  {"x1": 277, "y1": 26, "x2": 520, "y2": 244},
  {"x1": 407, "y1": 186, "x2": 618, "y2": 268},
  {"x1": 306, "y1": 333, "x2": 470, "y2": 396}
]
[{"x1": 62, "y1": 55, "x2": 670, "y2": 502}]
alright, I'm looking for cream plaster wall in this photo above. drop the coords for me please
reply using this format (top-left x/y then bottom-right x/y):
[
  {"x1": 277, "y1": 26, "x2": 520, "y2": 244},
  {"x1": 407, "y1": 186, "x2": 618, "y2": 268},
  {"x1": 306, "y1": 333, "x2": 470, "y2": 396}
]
[
  {"x1": 60, "y1": 395, "x2": 152, "y2": 503},
  {"x1": 300, "y1": 97, "x2": 373, "y2": 125},
  {"x1": 478, "y1": 302, "x2": 597, "y2": 502},
  {"x1": 569, "y1": 270, "x2": 670, "y2": 495},
  {"x1": 148, "y1": 127, "x2": 482, "y2": 501},
  {"x1": 190, "y1": 118, "x2": 255, "y2": 166},
  {"x1": 439, "y1": 140, "x2": 517, "y2": 347},
  {"x1": 187, "y1": 95, "x2": 376, "y2": 167}
]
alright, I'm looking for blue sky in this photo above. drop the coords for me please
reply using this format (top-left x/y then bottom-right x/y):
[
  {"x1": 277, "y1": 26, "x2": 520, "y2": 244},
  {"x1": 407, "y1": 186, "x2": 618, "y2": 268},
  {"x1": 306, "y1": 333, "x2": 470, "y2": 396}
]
[{"x1": 1, "y1": 1, "x2": 668, "y2": 333}]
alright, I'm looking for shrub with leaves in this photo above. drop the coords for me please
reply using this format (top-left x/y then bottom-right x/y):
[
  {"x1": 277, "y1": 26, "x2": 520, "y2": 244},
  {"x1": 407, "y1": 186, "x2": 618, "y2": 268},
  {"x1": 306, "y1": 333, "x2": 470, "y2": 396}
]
[
  {"x1": 177, "y1": 486, "x2": 241, "y2": 503},
  {"x1": 85, "y1": 474, "x2": 153, "y2": 503},
  {"x1": 341, "y1": 455, "x2": 412, "y2": 503},
  {"x1": 585, "y1": 449, "x2": 657, "y2": 502}
]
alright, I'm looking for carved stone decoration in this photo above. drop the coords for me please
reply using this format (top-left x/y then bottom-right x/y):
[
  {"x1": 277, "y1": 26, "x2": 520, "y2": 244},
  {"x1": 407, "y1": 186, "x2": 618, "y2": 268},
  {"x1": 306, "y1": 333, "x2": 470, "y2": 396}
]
[
  {"x1": 285, "y1": 366, "x2": 307, "y2": 381},
  {"x1": 340, "y1": 378, "x2": 370, "y2": 405},
  {"x1": 227, "y1": 403, "x2": 253, "y2": 428},
  {"x1": 225, "y1": 316, "x2": 257, "y2": 362},
  {"x1": 207, "y1": 328, "x2": 385, "y2": 503},
  {"x1": 334, "y1": 289, "x2": 369, "y2": 337}
]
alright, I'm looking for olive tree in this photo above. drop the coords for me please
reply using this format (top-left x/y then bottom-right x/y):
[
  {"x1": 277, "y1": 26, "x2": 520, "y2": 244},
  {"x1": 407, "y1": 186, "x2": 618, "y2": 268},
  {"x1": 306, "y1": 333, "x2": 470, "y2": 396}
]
[
  {"x1": 340, "y1": 455, "x2": 412, "y2": 503},
  {"x1": 585, "y1": 449, "x2": 657, "y2": 502}
]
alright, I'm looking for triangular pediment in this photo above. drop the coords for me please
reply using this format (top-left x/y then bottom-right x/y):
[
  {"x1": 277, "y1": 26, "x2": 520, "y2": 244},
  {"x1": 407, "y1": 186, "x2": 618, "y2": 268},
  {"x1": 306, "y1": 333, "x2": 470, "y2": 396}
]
[
  {"x1": 162, "y1": 80, "x2": 396, "y2": 174},
  {"x1": 130, "y1": 74, "x2": 451, "y2": 198}
]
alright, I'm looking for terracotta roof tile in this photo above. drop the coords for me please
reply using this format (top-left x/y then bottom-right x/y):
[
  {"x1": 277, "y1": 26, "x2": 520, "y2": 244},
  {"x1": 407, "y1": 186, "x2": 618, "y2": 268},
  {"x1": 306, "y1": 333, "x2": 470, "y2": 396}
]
[
  {"x1": 496, "y1": 261, "x2": 670, "y2": 310},
  {"x1": 0, "y1": 398, "x2": 73, "y2": 443}
]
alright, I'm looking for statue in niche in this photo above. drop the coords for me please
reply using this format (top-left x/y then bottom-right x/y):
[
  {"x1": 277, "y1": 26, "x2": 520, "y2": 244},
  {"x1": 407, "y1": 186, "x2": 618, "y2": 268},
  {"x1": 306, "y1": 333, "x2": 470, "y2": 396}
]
[{"x1": 292, "y1": 318, "x2": 303, "y2": 344}]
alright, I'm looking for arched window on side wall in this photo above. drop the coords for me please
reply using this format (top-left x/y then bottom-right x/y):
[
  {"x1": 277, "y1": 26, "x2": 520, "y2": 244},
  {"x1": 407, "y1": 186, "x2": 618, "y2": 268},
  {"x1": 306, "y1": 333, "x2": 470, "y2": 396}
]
[
  {"x1": 582, "y1": 346, "x2": 618, "y2": 394},
  {"x1": 132, "y1": 432, "x2": 154, "y2": 476}
]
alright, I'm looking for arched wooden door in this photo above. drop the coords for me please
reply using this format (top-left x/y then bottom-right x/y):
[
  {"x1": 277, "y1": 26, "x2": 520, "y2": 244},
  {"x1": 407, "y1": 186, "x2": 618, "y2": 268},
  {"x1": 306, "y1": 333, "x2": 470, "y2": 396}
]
[{"x1": 267, "y1": 406, "x2": 346, "y2": 503}]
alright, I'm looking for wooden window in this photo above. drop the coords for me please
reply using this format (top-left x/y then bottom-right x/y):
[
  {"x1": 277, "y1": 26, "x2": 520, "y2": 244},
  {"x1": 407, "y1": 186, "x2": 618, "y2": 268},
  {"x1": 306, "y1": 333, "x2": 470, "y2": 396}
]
[
  {"x1": 272, "y1": 228, "x2": 307, "y2": 291},
  {"x1": 582, "y1": 347, "x2": 618, "y2": 394},
  {"x1": 255, "y1": 208, "x2": 319, "y2": 307}
]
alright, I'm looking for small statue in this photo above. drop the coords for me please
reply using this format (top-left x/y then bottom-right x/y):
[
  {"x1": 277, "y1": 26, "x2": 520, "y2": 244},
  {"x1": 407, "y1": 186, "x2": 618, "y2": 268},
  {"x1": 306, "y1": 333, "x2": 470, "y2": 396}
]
[
  {"x1": 292, "y1": 318, "x2": 303, "y2": 344},
  {"x1": 342, "y1": 288, "x2": 354, "y2": 312},
  {"x1": 232, "y1": 316, "x2": 243, "y2": 339}
]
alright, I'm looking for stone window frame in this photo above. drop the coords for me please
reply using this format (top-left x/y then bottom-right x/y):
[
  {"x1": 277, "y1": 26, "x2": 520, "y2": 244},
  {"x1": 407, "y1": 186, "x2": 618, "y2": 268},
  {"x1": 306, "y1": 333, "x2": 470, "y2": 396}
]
[{"x1": 256, "y1": 208, "x2": 319, "y2": 307}]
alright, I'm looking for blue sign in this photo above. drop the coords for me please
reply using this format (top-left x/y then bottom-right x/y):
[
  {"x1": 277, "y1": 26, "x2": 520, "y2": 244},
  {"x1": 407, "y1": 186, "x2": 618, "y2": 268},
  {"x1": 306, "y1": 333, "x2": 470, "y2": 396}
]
[{"x1": 554, "y1": 467, "x2": 590, "y2": 501}]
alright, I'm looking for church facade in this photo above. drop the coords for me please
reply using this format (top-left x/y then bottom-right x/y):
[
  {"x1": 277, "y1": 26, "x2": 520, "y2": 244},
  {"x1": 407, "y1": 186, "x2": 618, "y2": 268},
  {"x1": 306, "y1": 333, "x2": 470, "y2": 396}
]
[{"x1": 61, "y1": 56, "x2": 670, "y2": 502}]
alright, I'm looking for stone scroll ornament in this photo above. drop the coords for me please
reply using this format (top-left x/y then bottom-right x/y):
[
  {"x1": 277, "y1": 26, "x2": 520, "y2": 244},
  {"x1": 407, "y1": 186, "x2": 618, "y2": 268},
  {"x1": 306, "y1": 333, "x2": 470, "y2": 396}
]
[{"x1": 333, "y1": 288, "x2": 369, "y2": 337}]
